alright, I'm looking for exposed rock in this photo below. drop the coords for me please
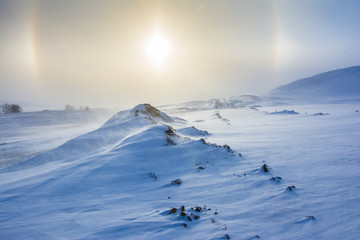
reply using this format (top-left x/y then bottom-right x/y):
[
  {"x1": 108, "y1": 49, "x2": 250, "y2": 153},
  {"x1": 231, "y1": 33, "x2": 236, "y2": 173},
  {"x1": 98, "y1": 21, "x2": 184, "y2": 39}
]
[
  {"x1": 149, "y1": 172, "x2": 158, "y2": 180},
  {"x1": 194, "y1": 206, "x2": 202, "y2": 212},
  {"x1": 133, "y1": 103, "x2": 174, "y2": 123},
  {"x1": 261, "y1": 164, "x2": 270, "y2": 173},
  {"x1": 165, "y1": 126, "x2": 176, "y2": 136},
  {"x1": 165, "y1": 126, "x2": 177, "y2": 145},
  {"x1": 200, "y1": 138, "x2": 242, "y2": 156},
  {"x1": 169, "y1": 208, "x2": 177, "y2": 214},
  {"x1": 171, "y1": 178, "x2": 183, "y2": 185},
  {"x1": 271, "y1": 176, "x2": 282, "y2": 182},
  {"x1": 287, "y1": 186, "x2": 296, "y2": 191}
]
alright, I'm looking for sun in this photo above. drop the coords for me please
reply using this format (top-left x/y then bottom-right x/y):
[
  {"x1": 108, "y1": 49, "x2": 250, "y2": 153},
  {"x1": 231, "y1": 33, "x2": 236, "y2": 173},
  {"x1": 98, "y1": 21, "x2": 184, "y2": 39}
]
[{"x1": 145, "y1": 32, "x2": 171, "y2": 67}]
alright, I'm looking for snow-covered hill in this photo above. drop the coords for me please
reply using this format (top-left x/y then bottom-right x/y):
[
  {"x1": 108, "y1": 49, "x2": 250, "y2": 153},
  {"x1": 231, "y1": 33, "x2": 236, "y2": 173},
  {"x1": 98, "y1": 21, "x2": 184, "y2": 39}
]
[
  {"x1": 268, "y1": 66, "x2": 360, "y2": 100},
  {"x1": 1, "y1": 102, "x2": 359, "y2": 239},
  {"x1": 0, "y1": 109, "x2": 113, "y2": 168}
]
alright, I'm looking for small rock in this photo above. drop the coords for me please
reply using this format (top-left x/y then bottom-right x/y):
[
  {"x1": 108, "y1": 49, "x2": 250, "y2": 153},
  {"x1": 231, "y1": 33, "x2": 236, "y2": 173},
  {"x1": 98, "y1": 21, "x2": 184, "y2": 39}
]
[
  {"x1": 214, "y1": 210, "x2": 219, "y2": 215},
  {"x1": 169, "y1": 208, "x2": 177, "y2": 214},
  {"x1": 181, "y1": 206, "x2": 185, "y2": 211},
  {"x1": 193, "y1": 215, "x2": 200, "y2": 220},
  {"x1": 198, "y1": 166, "x2": 205, "y2": 170},
  {"x1": 287, "y1": 186, "x2": 296, "y2": 191},
  {"x1": 194, "y1": 206, "x2": 202, "y2": 212},
  {"x1": 180, "y1": 212, "x2": 186, "y2": 216},
  {"x1": 271, "y1": 176, "x2": 282, "y2": 182},
  {"x1": 187, "y1": 216, "x2": 192, "y2": 221},
  {"x1": 149, "y1": 172, "x2": 157, "y2": 180},
  {"x1": 306, "y1": 216, "x2": 316, "y2": 220},
  {"x1": 183, "y1": 223, "x2": 188, "y2": 228},
  {"x1": 171, "y1": 179, "x2": 183, "y2": 185},
  {"x1": 165, "y1": 126, "x2": 176, "y2": 136},
  {"x1": 261, "y1": 164, "x2": 270, "y2": 173},
  {"x1": 225, "y1": 234, "x2": 230, "y2": 239},
  {"x1": 168, "y1": 196, "x2": 171, "y2": 199}
]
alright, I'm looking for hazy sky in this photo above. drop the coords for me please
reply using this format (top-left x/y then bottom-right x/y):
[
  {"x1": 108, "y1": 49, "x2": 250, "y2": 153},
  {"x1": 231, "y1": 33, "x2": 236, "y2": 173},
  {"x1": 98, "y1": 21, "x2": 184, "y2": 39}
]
[{"x1": 0, "y1": 0, "x2": 359, "y2": 109}]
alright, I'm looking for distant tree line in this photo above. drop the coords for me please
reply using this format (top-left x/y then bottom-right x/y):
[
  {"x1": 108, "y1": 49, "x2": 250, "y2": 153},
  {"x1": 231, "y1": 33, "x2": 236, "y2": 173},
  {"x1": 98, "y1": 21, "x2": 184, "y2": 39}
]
[{"x1": 1, "y1": 103, "x2": 22, "y2": 114}]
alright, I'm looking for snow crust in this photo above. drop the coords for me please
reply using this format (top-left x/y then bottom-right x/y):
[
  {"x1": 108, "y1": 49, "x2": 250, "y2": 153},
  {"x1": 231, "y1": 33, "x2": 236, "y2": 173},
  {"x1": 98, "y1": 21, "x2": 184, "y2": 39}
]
[
  {"x1": 0, "y1": 101, "x2": 359, "y2": 239},
  {"x1": 268, "y1": 66, "x2": 360, "y2": 100}
]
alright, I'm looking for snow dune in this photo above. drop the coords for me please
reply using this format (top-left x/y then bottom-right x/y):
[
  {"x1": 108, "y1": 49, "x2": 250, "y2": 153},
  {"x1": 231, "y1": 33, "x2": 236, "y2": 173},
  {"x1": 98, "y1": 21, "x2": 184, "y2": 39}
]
[
  {"x1": 268, "y1": 66, "x2": 360, "y2": 100},
  {"x1": 1, "y1": 102, "x2": 359, "y2": 239}
]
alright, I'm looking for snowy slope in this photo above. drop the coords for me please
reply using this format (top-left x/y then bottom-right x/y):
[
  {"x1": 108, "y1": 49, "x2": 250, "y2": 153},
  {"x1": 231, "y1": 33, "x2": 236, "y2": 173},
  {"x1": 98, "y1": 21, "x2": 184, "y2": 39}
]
[
  {"x1": 0, "y1": 109, "x2": 114, "y2": 168},
  {"x1": 268, "y1": 66, "x2": 360, "y2": 100},
  {"x1": 0, "y1": 103, "x2": 359, "y2": 239}
]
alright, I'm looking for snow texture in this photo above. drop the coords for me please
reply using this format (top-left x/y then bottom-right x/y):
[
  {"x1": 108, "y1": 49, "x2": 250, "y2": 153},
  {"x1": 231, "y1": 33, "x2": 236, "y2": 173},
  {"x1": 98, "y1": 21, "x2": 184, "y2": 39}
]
[
  {"x1": 1, "y1": 83, "x2": 360, "y2": 239},
  {"x1": 267, "y1": 65, "x2": 360, "y2": 100}
]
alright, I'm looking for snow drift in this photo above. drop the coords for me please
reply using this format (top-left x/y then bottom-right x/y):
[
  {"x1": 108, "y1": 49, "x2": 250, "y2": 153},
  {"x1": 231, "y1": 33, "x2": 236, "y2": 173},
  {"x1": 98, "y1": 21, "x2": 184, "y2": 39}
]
[{"x1": 267, "y1": 66, "x2": 360, "y2": 100}]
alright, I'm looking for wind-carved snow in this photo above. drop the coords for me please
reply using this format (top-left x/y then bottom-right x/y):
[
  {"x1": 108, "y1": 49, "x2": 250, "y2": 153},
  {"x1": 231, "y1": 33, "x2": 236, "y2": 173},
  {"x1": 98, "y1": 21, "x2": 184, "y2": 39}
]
[
  {"x1": 0, "y1": 102, "x2": 359, "y2": 239},
  {"x1": 267, "y1": 65, "x2": 360, "y2": 100}
]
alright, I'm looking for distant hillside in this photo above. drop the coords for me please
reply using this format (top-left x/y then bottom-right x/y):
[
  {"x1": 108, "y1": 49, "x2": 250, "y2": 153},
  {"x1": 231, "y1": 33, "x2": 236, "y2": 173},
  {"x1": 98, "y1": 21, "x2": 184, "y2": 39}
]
[{"x1": 268, "y1": 66, "x2": 360, "y2": 99}]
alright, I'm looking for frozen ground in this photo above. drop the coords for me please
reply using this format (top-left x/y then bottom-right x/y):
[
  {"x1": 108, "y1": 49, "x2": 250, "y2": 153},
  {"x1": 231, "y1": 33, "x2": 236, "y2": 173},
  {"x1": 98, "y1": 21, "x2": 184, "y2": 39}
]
[
  {"x1": 0, "y1": 100, "x2": 359, "y2": 240},
  {"x1": 0, "y1": 109, "x2": 114, "y2": 168}
]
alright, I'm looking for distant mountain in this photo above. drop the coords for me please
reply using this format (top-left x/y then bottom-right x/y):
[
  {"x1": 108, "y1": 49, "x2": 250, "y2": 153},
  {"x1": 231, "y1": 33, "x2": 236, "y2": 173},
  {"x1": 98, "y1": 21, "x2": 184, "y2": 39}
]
[{"x1": 268, "y1": 66, "x2": 360, "y2": 99}]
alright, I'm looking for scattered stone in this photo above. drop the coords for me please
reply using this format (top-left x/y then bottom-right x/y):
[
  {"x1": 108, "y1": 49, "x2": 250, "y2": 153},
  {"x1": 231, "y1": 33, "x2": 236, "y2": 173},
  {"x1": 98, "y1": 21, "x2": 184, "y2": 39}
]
[
  {"x1": 187, "y1": 216, "x2": 192, "y2": 221},
  {"x1": 169, "y1": 208, "x2": 177, "y2": 214},
  {"x1": 287, "y1": 186, "x2": 296, "y2": 191},
  {"x1": 181, "y1": 206, "x2": 185, "y2": 211},
  {"x1": 180, "y1": 212, "x2": 186, "y2": 216},
  {"x1": 168, "y1": 196, "x2": 171, "y2": 199},
  {"x1": 149, "y1": 172, "x2": 158, "y2": 180},
  {"x1": 165, "y1": 126, "x2": 176, "y2": 136},
  {"x1": 194, "y1": 206, "x2": 202, "y2": 212},
  {"x1": 261, "y1": 164, "x2": 270, "y2": 173},
  {"x1": 171, "y1": 179, "x2": 183, "y2": 185},
  {"x1": 198, "y1": 166, "x2": 205, "y2": 170},
  {"x1": 214, "y1": 210, "x2": 219, "y2": 215},
  {"x1": 271, "y1": 176, "x2": 282, "y2": 182},
  {"x1": 193, "y1": 215, "x2": 200, "y2": 220},
  {"x1": 183, "y1": 223, "x2": 188, "y2": 228},
  {"x1": 314, "y1": 112, "x2": 329, "y2": 116},
  {"x1": 306, "y1": 216, "x2": 316, "y2": 220},
  {"x1": 225, "y1": 233, "x2": 230, "y2": 239}
]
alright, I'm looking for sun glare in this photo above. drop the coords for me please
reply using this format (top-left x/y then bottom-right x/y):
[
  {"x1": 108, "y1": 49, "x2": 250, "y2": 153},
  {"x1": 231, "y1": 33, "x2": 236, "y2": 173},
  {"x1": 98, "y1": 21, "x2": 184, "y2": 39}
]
[{"x1": 145, "y1": 32, "x2": 171, "y2": 67}]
